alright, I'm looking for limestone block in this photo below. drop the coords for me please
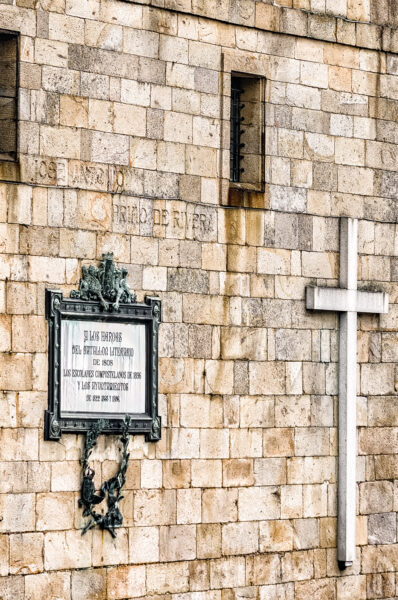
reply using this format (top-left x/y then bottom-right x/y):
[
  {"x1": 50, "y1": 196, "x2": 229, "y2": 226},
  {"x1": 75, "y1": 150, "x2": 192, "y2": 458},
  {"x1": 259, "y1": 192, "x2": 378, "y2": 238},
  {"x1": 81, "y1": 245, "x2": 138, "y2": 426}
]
[
  {"x1": 302, "y1": 362, "x2": 326, "y2": 394},
  {"x1": 220, "y1": 327, "x2": 267, "y2": 361},
  {"x1": 0, "y1": 315, "x2": 10, "y2": 352},
  {"x1": 71, "y1": 569, "x2": 107, "y2": 600},
  {"x1": 270, "y1": 185, "x2": 307, "y2": 213},
  {"x1": 146, "y1": 562, "x2": 189, "y2": 594},
  {"x1": 42, "y1": 65, "x2": 79, "y2": 95},
  {"x1": 186, "y1": 145, "x2": 218, "y2": 177},
  {"x1": 347, "y1": 0, "x2": 370, "y2": 21},
  {"x1": 200, "y1": 429, "x2": 229, "y2": 459},
  {"x1": 229, "y1": 429, "x2": 261, "y2": 458},
  {"x1": 359, "y1": 426, "x2": 398, "y2": 455},
  {"x1": 194, "y1": 66, "x2": 219, "y2": 94},
  {"x1": 188, "y1": 324, "x2": 213, "y2": 359},
  {"x1": 359, "y1": 481, "x2": 393, "y2": 514},
  {"x1": 336, "y1": 575, "x2": 367, "y2": 600},
  {"x1": 264, "y1": 428, "x2": 294, "y2": 457},
  {"x1": 361, "y1": 543, "x2": 398, "y2": 573},
  {"x1": 193, "y1": 115, "x2": 220, "y2": 149},
  {"x1": 368, "y1": 512, "x2": 396, "y2": 545},
  {"x1": 91, "y1": 528, "x2": 128, "y2": 567},
  {"x1": 129, "y1": 526, "x2": 159, "y2": 564},
  {"x1": 50, "y1": 461, "x2": 80, "y2": 492},
  {"x1": 205, "y1": 360, "x2": 234, "y2": 394},
  {"x1": 0, "y1": 493, "x2": 35, "y2": 533},
  {"x1": 246, "y1": 554, "x2": 282, "y2": 587},
  {"x1": 275, "y1": 396, "x2": 311, "y2": 428},
  {"x1": 223, "y1": 459, "x2": 254, "y2": 487},
  {"x1": 0, "y1": 428, "x2": 37, "y2": 464},
  {"x1": 192, "y1": 459, "x2": 222, "y2": 488},
  {"x1": 141, "y1": 460, "x2": 162, "y2": 489},
  {"x1": 249, "y1": 361, "x2": 285, "y2": 395},
  {"x1": 26, "y1": 462, "x2": 50, "y2": 494},
  {"x1": 40, "y1": 124, "x2": 81, "y2": 160},
  {"x1": 134, "y1": 489, "x2": 176, "y2": 525},
  {"x1": 7, "y1": 185, "x2": 32, "y2": 225},
  {"x1": 295, "y1": 427, "x2": 330, "y2": 456},
  {"x1": 285, "y1": 362, "x2": 303, "y2": 395},
  {"x1": 16, "y1": 391, "x2": 44, "y2": 428},
  {"x1": 308, "y1": 14, "x2": 336, "y2": 42},
  {"x1": 338, "y1": 165, "x2": 374, "y2": 195},
  {"x1": 281, "y1": 484, "x2": 303, "y2": 518},
  {"x1": 79, "y1": 73, "x2": 109, "y2": 101},
  {"x1": 197, "y1": 523, "x2": 221, "y2": 559},
  {"x1": 177, "y1": 488, "x2": 201, "y2": 524},
  {"x1": 36, "y1": 492, "x2": 74, "y2": 531},
  {"x1": 28, "y1": 256, "x2": 65, "y2": 283},
  {"x1": 210, "y1": 557, "x2": 246, "y2": 589},
  {"x1": 366, "y1": 572, "x2": 395, "y2": 598},
  {"x1": 303, "y1": 483, "x2": 328, "y2": 517},
  {"x1": 202, "y1": 488, "x2": 238, "y2": 523},
  {"x1": 254, "y1": 457, "x2": 286, "y2": 486},
  {"x1": 368, "y1": 395, "x2": 398, "y2": 426},
  {"x1": 106, "y1": 565, "x2": 145, "y2": 599},
  {"x1": 330, "y1": 114, "x2": 353, "y2": 137},
  {"x1": 360, "y1": 363, "x2": 395, "y2": 395},
  {"x1": 201, "y1": 243, "x2": 226, "y2": 271},
  {"x1": 238, "y1": 486, "x2": 280, "y2": 521},
  {"x1": 281, "y1": 550, "x2": 314, "y2": 582},
  {"x1": 295, "y1": 578, "x2": 335, "y2": 600},
  {"x1": 222, "y1": 522, "x2": 258, "y2": 555},
  {"x1": 9, "y1": 533, "x2": 43, "y2": 575},
  {"x1": 170, "y1": 428, "x2": 200, "y2": 459},
  {"x1": 180, "y1": 395, "x2": 219, "y2": 428},
  {"x1": 240, "y1": 396, "x2": 274, "y2": 428},
  {"x1": 159, "y1": 524, "x2": 196, "y2": 561},
  {"x1": 84, "y1": 21, "x2": 122, "y2": 51}
]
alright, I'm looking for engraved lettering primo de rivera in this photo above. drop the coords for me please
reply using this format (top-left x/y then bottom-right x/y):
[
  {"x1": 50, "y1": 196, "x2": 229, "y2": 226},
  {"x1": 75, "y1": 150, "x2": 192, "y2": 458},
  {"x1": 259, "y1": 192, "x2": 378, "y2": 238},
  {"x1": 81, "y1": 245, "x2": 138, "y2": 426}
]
[{"x1": 113, "y1": 199, "x2": 217, "y2": 241}]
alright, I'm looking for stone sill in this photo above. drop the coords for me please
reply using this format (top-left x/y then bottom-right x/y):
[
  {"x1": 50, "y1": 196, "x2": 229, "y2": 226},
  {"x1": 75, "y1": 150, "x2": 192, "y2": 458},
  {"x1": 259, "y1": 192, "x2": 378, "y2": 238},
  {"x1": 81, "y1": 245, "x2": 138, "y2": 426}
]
[{"x1": 125, "y1": 0, "x2": 398, "y2": 54}]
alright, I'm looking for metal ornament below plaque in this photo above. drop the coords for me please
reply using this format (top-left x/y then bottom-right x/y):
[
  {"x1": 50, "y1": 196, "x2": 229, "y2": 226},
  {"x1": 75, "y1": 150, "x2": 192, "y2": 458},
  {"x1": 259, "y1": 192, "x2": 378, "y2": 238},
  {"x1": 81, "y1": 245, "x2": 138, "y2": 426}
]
[
  {"x1": 79, "y1": 416, "x2": 131, "y2": 538},
  {"x1": 44, "y1": 252, "x2": 161, "y2": 442}
]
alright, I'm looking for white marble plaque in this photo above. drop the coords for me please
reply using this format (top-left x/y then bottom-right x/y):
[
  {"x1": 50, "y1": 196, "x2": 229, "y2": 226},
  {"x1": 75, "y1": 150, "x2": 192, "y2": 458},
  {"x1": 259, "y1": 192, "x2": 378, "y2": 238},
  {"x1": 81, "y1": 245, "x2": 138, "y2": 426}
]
[{"x1": 60, "y1": 320, "x2": 146, "y2": 417}]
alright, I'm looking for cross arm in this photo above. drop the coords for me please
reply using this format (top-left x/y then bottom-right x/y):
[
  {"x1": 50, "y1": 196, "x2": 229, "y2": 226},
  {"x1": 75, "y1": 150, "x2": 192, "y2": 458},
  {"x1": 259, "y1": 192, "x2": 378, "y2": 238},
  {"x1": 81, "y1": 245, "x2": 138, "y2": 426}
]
[{"x1": 306, "y1": 286, "x2": 389, "y2": 314}]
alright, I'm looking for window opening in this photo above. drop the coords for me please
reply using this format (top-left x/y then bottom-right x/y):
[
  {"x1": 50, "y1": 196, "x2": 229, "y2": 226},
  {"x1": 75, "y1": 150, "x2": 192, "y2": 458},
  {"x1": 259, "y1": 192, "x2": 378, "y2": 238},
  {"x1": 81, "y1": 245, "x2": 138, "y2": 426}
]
[
  {"x1": 229, "y1": 73, "x2": 264, "y2": 191},
  {"x1": 0, "y1": 32, "x2": 18, "y2": 161}
]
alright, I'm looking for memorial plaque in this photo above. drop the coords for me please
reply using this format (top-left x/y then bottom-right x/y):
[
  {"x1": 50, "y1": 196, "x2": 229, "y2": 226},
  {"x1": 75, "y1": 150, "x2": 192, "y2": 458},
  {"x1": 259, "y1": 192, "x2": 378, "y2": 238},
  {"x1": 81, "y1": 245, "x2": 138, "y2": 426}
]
[{"x1": 45, "y1": 253, "x2": 161, "y2": 441}]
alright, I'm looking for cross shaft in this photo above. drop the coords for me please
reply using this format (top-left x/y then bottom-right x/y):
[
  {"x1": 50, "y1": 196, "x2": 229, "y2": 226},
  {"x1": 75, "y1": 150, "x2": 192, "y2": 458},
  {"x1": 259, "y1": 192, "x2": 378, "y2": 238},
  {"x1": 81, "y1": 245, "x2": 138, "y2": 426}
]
[{"x1": 306, "y1": 218, "x2": 389, "y2": 568}]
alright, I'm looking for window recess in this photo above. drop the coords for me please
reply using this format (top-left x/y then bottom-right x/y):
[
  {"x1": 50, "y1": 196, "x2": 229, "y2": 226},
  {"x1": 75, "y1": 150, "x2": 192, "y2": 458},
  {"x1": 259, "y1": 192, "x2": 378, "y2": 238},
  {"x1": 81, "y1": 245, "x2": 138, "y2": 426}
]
[
  {"x1": 0, "y1": 32, "x2": 18, "y2": 161},
  {"x1": 229, "y1": 73, "x2": 265, "y2": 195}
]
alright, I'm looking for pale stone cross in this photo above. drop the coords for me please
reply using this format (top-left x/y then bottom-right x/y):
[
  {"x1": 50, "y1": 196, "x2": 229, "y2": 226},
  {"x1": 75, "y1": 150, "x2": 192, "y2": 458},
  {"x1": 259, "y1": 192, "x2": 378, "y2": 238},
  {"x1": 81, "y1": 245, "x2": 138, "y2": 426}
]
[{"x1": 306, "y1": 218, "x2": 389, "y2": 568}]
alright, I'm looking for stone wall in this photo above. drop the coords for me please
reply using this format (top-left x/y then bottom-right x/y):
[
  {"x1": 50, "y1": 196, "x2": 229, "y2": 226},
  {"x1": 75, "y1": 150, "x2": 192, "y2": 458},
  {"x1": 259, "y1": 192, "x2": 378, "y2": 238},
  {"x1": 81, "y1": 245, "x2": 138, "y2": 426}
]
[{"x1": 0, "y1": 0, "x2": 398, "y2": 598}]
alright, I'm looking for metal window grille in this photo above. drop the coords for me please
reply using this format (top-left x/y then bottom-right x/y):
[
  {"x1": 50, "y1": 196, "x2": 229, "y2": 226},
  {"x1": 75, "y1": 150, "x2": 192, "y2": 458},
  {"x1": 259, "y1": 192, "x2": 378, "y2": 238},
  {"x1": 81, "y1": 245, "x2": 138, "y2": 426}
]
[
  {"x1": 230, "y1": 79, "x2": 245, "y2": 183},
  {"x1": 0, "y1": 32, "x2": 18, "y2": 161}
]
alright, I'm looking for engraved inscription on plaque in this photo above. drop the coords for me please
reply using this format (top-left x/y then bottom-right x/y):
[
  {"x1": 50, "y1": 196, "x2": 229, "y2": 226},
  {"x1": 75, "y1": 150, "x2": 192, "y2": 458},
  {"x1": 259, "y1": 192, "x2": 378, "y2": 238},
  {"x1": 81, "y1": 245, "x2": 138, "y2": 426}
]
[
  {"x1": 61, "y1": 320, "x2": 146, "y2": 417},
  {"x1": 45, "y1": 254, "x2": 161, "y2": 441}
]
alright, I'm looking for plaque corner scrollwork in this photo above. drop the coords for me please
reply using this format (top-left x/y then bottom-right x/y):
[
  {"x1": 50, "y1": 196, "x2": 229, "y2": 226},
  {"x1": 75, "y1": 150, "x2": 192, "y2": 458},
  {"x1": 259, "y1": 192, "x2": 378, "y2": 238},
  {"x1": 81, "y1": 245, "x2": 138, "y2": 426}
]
[
  {"x1": 45, "y1": 411, "x2": 61, "y2": 440},
  {"x1": 146, "y1": 415, "x2": 161, "y2": 442},
  {"x1": 45, "y1": 289, "x2": 64, "y2": 320}
]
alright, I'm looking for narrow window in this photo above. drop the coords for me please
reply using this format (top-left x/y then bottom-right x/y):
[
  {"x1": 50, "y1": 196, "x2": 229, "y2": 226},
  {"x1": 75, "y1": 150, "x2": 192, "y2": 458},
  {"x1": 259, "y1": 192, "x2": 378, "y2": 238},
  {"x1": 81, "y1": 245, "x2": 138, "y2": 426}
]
[
  {"x1": 0, "y1": 32, "x2": 18, "y2": 161},
  {"x1": 229, "y1": 73, "x2": 264, "y2": 192}
]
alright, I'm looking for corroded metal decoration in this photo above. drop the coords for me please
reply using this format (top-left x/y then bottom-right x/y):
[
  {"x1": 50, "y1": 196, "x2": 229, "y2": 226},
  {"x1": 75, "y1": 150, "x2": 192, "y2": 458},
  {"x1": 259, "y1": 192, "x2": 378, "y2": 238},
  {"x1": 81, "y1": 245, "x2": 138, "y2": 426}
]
[
  {"x1": 45, "y1": 253, "x2": 161, "y2": 441},
  {"x1": 71, "y1": 252, "x2": 136, "y2": 311},
  {"x1": 79, "y1": 416, "x2": 131, "y2": 537}
]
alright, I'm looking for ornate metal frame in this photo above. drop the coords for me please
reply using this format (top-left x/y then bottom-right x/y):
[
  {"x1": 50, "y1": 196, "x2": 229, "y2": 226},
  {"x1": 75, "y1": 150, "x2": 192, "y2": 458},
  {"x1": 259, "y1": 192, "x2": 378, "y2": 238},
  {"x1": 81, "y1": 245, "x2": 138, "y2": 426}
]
[{"x1": 45, "y1": 255, "x2": 161, "y2": 442}]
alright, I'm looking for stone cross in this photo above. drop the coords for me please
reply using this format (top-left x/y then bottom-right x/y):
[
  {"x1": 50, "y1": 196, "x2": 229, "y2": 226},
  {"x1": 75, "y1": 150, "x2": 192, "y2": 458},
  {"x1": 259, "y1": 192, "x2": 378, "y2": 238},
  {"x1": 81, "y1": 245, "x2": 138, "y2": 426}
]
[{"x1": 306, "y1": 218, "x2": 389, "y2": 569}]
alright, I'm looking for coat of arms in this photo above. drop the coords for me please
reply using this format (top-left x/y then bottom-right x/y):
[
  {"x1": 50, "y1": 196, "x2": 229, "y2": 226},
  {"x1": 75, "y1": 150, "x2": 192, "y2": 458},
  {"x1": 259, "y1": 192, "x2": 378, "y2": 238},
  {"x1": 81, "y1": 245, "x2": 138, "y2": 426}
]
[{"x1": 71, "y1": 253, "x2": 136, "y2": 311}]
